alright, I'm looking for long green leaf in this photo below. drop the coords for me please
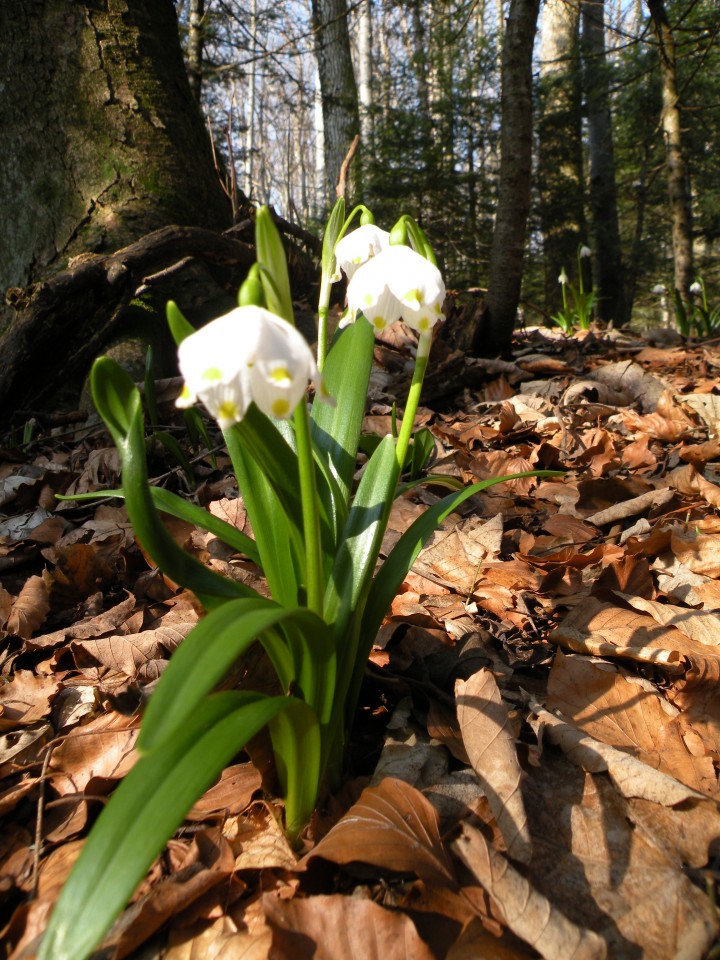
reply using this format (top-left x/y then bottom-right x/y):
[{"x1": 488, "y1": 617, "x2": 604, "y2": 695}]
[
  {"x1": 56, "y1": 488, "x2": 261, "y2": 565},
  {"x1": 224, "y1": 424, "x2": 304, "y2": 604},
  {"x1": 269, "y1": 699, "x2": 322, "y2": 841},
  {"x1": 138, "y1": 598, "x2": 334, "y2": 753},
  {"x1": 255, "y1": 207, "x2": 294, "y2": 323},
  {"x1": 362, "y1": 471, "x2": 564, "y2": 645},
  {"x1": 324, "y1": 434, "x2": 399, "y2": 628},
  {"x1": 311, "y1": 319, "x2": 375, "y2": 507},
  {"x1": 91, "y1": 358, "x2": 253, "y2": 608},
  {"x1": 38, "y1": 691, "x2": 293, "y2": 960}
]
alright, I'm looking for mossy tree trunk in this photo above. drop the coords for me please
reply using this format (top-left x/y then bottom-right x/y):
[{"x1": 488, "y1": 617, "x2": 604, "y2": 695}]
[{"x1": 0, "y1": 0, "x2": 232, "y2": 298}]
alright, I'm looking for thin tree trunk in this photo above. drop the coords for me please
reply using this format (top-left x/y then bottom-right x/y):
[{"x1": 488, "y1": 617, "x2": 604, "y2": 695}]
[
  {"x1": 646, "y1": 0, "x2": 693, "y2": 302},
  {"x1": 244, "y1": 0, "x2": 258, "y2": 200},
  {"x1": 187, "y1": 0, "x2": 205, "y2": 103},
  {"x1": 537, "y1": 0, "x2": 587, "y2": 313},
  {"x1": 472, "y1": 0, "x2": 540, "y2": 357},
  {"x1": 357, "y1": 0, "x2": 373, "y2": 152},
  {"x1": 311, "y1": 0, "x2": 360, "y2": 206},
  {"x1": 581, "y1": 0, "x2": 626, "y2": 324}
]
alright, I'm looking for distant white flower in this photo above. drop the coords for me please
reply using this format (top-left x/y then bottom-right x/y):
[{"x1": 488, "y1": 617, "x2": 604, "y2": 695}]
[
  {"x1": 333, "y1": 224, "x2": 390, "y2": 281},
  {"x1": 690, "y1": 281, "x2": 703, "y2": 295},
  {"x1": 558, "y1": 268, "x2": 569, "y2": 285},
  {"x1": 579, "y1": 245, "x2": 591, "y2": 259},
  {"x1": 343, "y1": 244, "x2": 445, "y2": 334},
  {"x1": 176, "y1": 307, "x2": 328, "y2": 427},
  {"x1": 652, "y1": 283, "x2": 667, "y2": 295}
]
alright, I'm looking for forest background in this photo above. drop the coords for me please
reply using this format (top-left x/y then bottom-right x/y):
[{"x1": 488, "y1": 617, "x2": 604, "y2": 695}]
[{"x1": 177, "y1": 0, "x2": 719, "y2": 336}]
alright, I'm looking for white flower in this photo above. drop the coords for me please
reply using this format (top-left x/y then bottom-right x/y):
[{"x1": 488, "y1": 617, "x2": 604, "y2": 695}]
[
  {"x1": 333, "y1": 224, "x2": 390, "y2": 281},
  {"x1": 579, "y1": 245, "x2": 591, "y2": 259},
  {"x1": 690, "y1": 281, "x2": 703, "y2": 295},
  {"x1": 176, "y1": 307, "x2": 326, "y2": 427},
  {"x1": 343, "y1": 244, "x2": 445, "y2": 334},
  {"x1": 652, "y1": 283, "x2": 667, "y2": 295},
  {"x1": 558, "y1": 268, "x2": 569, "y2": 285}
]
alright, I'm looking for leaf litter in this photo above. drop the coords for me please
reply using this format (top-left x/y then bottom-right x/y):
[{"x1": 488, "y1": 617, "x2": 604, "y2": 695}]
[{"x1": 2, "y1": 328, "x2": 720, "y2": 957}]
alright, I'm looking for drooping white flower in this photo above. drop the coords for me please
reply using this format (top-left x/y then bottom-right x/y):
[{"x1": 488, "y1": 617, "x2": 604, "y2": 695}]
[
  {"x1": 558, "y1": 268, "x2": 569, "y2": 285},
  {"x1": 690, "y1": 281, "x2": 703, "y2": 295},
  {"x1": 652, "y1": 283, "x2": 667, "y2": 296},
  {"x1": 176, "y1": 307, "x2": 326, "y2": 427},
  {"x1": 333, "y1": 224, "x2": 391, "y2": 281},
  {"x1": 343, "y1": 244, "x2": 445, "y2": 334},
  {"x1": 579, "y1": 245, "x2": 591, "y2": 259}
]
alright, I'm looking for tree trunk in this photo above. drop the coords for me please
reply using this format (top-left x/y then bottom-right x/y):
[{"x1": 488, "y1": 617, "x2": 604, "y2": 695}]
[
  {"x1": 0, "y1": 0, "x2": 234, "y2": 300},
  {"x1": 537, "y1": 0, "x2": 587, "y2": 313},
  {"x1": 310, "y1": 0, "x2": 360, "y2": 208},
  {"x1": 581, "y1": 0, "x2": 626, "y2": 324},
  {"x1": 186, "y1": 0, "x2": 205, "y2": 103},
  {"x1": 471, "y1": 0, "x2": 540, "y2": 358},
  {"x1": 646, "y1": 0, "x2": 693, "y2": 303}
]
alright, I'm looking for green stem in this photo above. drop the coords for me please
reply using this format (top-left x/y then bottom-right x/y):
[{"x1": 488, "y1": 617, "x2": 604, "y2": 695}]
[
  {"x1": 317, "y1": 274, "x2": 332, "y2": 372},
  {"x1": 294, "y1": 400, "x2": 324, "y2": 616},
  {"x1": 395, "y1": 331, "x2": 432, "y2": 472}
]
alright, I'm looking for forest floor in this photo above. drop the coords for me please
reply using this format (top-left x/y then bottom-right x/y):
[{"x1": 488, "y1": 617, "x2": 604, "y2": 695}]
[{"x1": 2, "y1": 323, "x2": 720, "y2": 959}]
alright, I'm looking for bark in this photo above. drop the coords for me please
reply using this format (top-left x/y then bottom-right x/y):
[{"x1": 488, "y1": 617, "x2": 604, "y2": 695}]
[
  {"x1": 581, "y1": 0, "x2": 626, "y2": 324},
  {"x1": 357, "y1": 0, "x2": 373, "y2": 153},
  {"x1": 471, "y1": 0, "x2": 540, "y2": 358},
  {"x1": 187, "y1": 0, "x2": 206, "y2": 103},
  {"x1": 646, "y1": 0, "x2": 694, "y2": 303},
  {"x1": 311, "y1": 0, "x2": 361, "y2": 208},
  {"x1": 537, "y1": 0, "x2": 588, "y2": 312},
  {"x1": 0, "y1": 0, "x2": 236, "y2": 300}
]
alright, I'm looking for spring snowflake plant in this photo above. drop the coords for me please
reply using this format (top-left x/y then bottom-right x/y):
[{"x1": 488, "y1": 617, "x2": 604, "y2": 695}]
[
  {"x1": 40, "y1": 203, "x2": 557, "y2": 960},
  {"x1": 551, "y1": 244, "x2": 597, "y2": 334}
]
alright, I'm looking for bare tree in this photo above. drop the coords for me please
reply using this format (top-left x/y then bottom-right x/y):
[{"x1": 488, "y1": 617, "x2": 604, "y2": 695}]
[
  {"x1": 471, "y1": 0, "x2": 540, "y2": 357},
  {"x1": 537, "y1": 0, "x2": 587, "y2": 312},
  {"x1": 311, "y1": 0, "x2": 360, "y2": 206},
  {"x1": 581, "y1": 0, "x2": 626, "y2": 323},
  {"x1": 646, "y1": 0, "x2": 693, "y2": 302}
]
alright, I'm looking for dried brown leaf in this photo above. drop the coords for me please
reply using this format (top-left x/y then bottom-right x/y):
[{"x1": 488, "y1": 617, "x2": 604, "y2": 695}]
[
  {"x1": 523, "y1": 745, "x2": 718, "y2": 958},
  {"x1": 0, "y1": 670, "x2": 60, "y2": 731},
  {"x1": 303, "y1": 777, "x2": 457, "y2": 887},
  {"x1": 263, "y1": 893, "x2": 437, "y2": 960},
  {"x1": 48, "y1": 710, "x2": 139, "y2": 796},
  {"x1": 456, "y1": 670, "x2": 531, "y2": 863},
  {"x1": 7, "y1": 575, "x2": 50, "y2": 640},
  {"x1": 530, "y1": 702, "x2": 704, "y2": 805},
  {"x1": 453, "y1": 822, "x2": 606, "y2": 960},
  {"x1": 547, "y1": 652, "x2": 718, "y2": 796}
]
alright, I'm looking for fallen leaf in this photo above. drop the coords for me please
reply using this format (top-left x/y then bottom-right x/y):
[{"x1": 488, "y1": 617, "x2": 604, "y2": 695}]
[
  {"x1": 456, "y1": 670, "x2": 531, "y2": 863},
  {"x1": 263, "y1": 893, "x2": 437, "y2": 960},
  {"x1": 303, "y1": 778, "x2": 457, "y2": 888},
  {"x1": 7, "y1": 576, "x2": 50, "y2": 640},
  {"x1": 453, "y1": 822, "x2": 606, "y2": 960}
]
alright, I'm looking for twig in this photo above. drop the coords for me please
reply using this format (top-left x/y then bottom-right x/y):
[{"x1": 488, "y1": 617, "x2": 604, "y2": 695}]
[{"x1": 336, "y1": 135, "x2": 360, "y2": 200}]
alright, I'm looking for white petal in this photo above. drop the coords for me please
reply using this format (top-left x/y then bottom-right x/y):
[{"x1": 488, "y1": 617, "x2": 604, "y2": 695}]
[{"x1": 334, "y1": 224, "x2": 390, "y2": 280}]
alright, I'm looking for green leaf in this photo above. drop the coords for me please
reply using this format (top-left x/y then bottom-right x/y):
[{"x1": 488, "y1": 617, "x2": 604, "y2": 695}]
[
  {"x1": 138, "y1": 598, "x2": 334, "y2": 753},
  {"x1": 269, "y1": 699, "x2": 322, "y2": 841},
  {"x1": 38, "y1": 691, "x2": 293, "y2": 960},
  {"x1": 362, "y1": 471, "x2": 563, "y2": 644},
  {"x1": 324, "y1": 434, "x2": 399, "y2": 629},
  {"x1": 56, "y1": 487, "x2": 261, "y2": 565},
  {"x1": 255, "y1": 206, "x2": 294, "y2": 323},
  {"x1": 311, "y1": 319, "x2": 375, "y2": 507},
  {"x1": 166, "y1": 300, "x2": 196, "y2": 345},
  {"x1": 224, "y1": 422, "x2": 305, "y2": 604},
  {"x1": 321, "y1": 197, "x2": 346, "y2": 278},
  {"x1": 153, "y1": 429, "x2": 195, "y2": 486},
  {"x1": 91, "y1": 358, "x2": 252, "y2": 608}
]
